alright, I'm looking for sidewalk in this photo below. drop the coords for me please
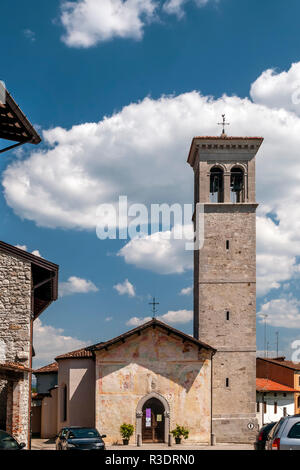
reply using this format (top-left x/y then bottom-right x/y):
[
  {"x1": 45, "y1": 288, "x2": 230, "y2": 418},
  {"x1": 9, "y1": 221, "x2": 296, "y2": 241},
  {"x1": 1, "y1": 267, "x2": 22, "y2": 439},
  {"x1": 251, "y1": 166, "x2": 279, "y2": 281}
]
[{"x1": 31, "y1": 439, "x2": 253, "y2": 451}]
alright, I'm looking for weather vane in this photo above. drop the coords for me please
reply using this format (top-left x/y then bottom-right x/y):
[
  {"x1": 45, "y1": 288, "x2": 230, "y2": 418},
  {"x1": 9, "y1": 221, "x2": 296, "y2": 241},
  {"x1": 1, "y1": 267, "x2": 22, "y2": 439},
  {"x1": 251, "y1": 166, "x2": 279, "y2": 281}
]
[
  {"x1": 218, "y1": 114, "x2": 230, "y2": 136},
  {"x1": 149, "y1": 297, "x2": 159, "y2": 318}
]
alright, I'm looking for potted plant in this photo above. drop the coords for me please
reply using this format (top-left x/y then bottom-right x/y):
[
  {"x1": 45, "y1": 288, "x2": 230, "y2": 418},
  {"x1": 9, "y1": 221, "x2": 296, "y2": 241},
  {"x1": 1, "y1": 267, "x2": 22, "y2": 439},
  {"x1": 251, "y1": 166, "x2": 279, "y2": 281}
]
[
  {"x1": 120, "y1": 423, "x2": 134, "y2": 445},
  {"x1": 171, "y1": 425, "x2": 189, "y2": 444}
]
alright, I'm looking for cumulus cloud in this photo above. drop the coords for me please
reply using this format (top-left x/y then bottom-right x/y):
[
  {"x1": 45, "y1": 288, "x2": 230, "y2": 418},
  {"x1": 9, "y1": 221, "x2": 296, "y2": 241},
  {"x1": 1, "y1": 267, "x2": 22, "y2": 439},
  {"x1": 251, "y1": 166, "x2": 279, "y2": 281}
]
[
  {"x1": 251, "y1": 62, "x2": 300, "y2": 116},
  {"x1": 127, "y1": 309, "x2": 193, "y2": 326},
  {"x1": 15, "y1": 245, "x2": 42, "y2": 258},
  {"x1": 114, "y1": 278, "x2": 136, "y2": 297},
  {"x1": 118, "y1": 225, "x2": 193, "y2": 274},
  {"x1": 59, "y1": 276, "x2": 99, "y2": 297},
  {"x1": 59, "y1": 0, "x2": 219, "y2": 47},
  {"x1": 33, "y1": 318, "x2": 89, "y2": 367},
  {"x1": 60, "y1": 0, "x2": 157, "y2": 47},
  {"x1": 257, "y1": 297, "x2": 300, "y2": 329},
  {"x1": 179, "y1": 286, "x2": 193, "y2": 295},
  {"x1": 4, "y1": 63, "x2": 300, "y2": 294}
]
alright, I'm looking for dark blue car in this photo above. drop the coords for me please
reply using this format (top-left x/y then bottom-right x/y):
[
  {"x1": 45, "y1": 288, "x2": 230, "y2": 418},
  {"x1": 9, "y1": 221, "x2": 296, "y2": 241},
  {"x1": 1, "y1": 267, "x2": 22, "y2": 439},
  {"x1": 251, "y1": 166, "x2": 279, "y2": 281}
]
[{"x1": 56, "y1": 427, "x2": 106, "y2": 450}]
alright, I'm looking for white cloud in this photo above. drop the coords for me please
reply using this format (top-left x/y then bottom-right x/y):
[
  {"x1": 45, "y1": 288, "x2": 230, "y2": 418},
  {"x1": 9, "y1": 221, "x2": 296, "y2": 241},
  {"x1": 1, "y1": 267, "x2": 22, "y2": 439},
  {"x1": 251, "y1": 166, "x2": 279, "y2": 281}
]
[
  {"x1": 59, "y1": 276, "x2": 98, "y2": 297},
  {"x1": 5, "y1": 63, "x2": 300, "y2": 294},
  {"x1": 23, "y1": 29, "x2": 36, "y2": 42},
  {"x1": 15, "y1": 245, "x2": 42, "y2": 258},
  {"x1": 119, "y1": 225, "x2": 193, "y2": 274},
  {"x1": 180, "y1": 286, "x2": 193, "y2": 295},
  {"x1": 163, "y1": 0, "x2": 211, "y2": 18},
  {"x1": 257, "y1": 297, "x2": 300, "y2": 329},
  {"x1": 105, "y1": 316, "x2": 113, "y2": 322},
  {"x1": 114, "y1": 278, "x2": 136, "y2": 297},
  {"x1": 127, "y1": 308, "x2": 192, "y2": 326},
  {"x1": 33, "y1": 318, "x2": 89, "y2": 367},
  {"x1": 251, "y1": 62, "x2": 300, "y2": 116},
  {"x1": 60, "y1": 0, "x2": 157, "y2": 47}
]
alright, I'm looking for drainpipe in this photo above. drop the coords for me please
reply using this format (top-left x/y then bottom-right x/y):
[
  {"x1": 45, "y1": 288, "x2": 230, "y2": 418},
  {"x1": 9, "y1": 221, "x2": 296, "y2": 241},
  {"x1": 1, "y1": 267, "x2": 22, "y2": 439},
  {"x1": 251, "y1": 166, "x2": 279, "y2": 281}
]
[
  {"x1": 210, "y1": 351, "x2": 215, "y2": 446},
  {"x1": 27, "y1": 289, "x2": 34, "y2": 450}
]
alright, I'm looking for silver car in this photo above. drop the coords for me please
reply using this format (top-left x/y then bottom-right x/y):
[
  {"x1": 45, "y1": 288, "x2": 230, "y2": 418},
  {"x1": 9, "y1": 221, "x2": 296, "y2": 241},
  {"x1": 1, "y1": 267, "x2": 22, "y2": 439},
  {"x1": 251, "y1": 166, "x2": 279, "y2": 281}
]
[{"x1": 266, "y1": 415, "x2": 300, "y2": 450}]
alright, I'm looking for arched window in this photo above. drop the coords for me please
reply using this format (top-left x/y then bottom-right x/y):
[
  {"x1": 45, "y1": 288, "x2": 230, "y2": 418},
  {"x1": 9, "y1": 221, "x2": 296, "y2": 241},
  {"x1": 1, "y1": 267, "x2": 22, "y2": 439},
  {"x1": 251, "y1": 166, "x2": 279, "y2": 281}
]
[
  {"x1": 230, "y1": 167, "x2": 244, "y2": 203},
  {"x1": 210, "y1": 167, "x2": 224, "y2": 203}
]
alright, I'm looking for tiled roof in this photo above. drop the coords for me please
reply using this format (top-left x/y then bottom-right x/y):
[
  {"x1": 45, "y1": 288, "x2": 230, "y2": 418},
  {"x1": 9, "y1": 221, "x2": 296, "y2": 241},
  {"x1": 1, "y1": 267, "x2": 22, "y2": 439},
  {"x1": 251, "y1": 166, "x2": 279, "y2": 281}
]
[
  {"x1": 192, "y1": 136, "x2": 264, "y2": 140},
  {"x1": 256, "y1": 378, "x2": 298, "y2": 392},
  {"x1": 89, "y1": 318, "x2": 216, "y2": 353},
  {"x1": 55, "y1": 347, "x2": 94, "y2": 361},
  {"x1": 257, "y1": 357, "x2": 300, "y2": 371},
  {"x1": 34, "y1": 362, "x2": 58, "y2": 374},
  {"x1": 0, "y1": 362, "x2": 32, "y2": 373}
]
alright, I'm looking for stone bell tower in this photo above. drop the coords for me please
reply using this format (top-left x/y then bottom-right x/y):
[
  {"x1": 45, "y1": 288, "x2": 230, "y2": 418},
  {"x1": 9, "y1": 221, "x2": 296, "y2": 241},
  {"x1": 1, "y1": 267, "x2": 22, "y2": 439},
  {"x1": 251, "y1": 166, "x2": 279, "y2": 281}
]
[{"x1": 187, "y1": 126, "x2": 263, "y2": 443}]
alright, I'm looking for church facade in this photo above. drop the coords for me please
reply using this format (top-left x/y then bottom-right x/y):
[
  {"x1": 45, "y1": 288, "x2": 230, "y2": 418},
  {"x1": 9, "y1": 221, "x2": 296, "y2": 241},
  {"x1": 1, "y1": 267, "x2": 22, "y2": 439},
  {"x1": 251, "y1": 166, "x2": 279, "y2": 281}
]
[{"x1": 34, "y1": 131, "x2": 263, "y2": 445}]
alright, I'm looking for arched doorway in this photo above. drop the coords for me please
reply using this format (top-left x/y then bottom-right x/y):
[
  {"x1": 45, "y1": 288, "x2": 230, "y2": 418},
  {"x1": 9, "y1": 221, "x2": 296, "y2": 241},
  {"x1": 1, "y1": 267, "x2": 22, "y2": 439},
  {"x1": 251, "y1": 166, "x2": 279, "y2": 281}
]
[
  {"x1": 136, "y1": 392, "x2": 170, "y2": 444},
  {"x1": 142, "y1": 398, "x2": 165, "y2": 443}
]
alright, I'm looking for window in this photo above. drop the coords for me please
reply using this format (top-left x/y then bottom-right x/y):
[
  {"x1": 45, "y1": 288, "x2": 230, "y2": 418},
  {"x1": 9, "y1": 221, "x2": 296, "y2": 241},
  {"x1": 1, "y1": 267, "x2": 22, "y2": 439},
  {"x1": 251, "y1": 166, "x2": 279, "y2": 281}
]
[
  {"x1": 257, "y1": 401, "x2": 260, "y2": 413},
  {"x1": 210, "y1": 167, "x2": 224, "y2": 203},
  {"x1": 62, "y1": 385, "x2": 67, "y2": 422},
  {"x1": 283, "y1": 407, "x2": 287, "y2": 417},
  {"x1": 226, "y1": 240, "x2": 230, "y2": 250},
  {"x1": 288, "y1": 422, "x2": 300, "y2": 439},
  {"x1": 230, "y1": 167, "x2": 244, "y2": 203},
  {"x1": 264, "y1": 402, "x2": 267, "y2": 414},
  {"x1": 274, "y1": 402, "x2": 278, "y2": 414},
  {"x1": 298, "y1": 396, "x2": 300, "y2": 409},
  {"x1": 226, "y1": 378, "x2": 229, "y2": 388},
  {"x1": 298, "y1": 376, "x2": 300, "y2": 387},
  {"x1": 226, "y1": 311, "x2": 230, "y2": 321}
]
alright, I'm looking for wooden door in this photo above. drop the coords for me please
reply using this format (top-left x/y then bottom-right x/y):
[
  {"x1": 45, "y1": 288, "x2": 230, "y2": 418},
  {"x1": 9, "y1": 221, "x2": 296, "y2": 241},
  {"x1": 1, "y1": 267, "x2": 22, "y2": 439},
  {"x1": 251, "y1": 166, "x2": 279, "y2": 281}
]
[{"x1": 142, "y1": 398, "x2": 165, "y2": 443}]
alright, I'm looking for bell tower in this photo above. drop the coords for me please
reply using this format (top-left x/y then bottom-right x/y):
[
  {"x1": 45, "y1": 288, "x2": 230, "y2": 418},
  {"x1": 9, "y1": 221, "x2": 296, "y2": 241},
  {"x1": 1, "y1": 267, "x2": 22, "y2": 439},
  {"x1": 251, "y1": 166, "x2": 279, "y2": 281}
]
[{"x1": 187, "y1": 129, "x2": 263, "y2": 443}]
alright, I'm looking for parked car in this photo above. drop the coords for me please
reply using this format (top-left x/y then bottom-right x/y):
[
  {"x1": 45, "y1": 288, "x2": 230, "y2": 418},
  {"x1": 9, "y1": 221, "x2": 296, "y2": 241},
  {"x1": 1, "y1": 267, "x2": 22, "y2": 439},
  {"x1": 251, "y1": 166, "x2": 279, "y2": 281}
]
[
  {"x1": 266, "y1": 415, "x2": 300, "y2": 450},
  {"x1": 0, "y1": 430, "x2": 26, "y2": 450},
  {"x1": 255, "y1": 422, "x2": 277, "y2": 450},
  {"x1": 56, "y1": 427, "x2": 106, "y2": 450}
]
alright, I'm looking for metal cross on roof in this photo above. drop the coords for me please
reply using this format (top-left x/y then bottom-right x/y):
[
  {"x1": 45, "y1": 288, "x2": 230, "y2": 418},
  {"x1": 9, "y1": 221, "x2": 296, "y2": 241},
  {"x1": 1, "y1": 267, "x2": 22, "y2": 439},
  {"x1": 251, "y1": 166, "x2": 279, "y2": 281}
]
[
  {"x1": 218, "y1": 114, "x2": 230, "y2": 136},
  {"x1": 149, "y1": 297, "x2": 159, "y2": 318}
]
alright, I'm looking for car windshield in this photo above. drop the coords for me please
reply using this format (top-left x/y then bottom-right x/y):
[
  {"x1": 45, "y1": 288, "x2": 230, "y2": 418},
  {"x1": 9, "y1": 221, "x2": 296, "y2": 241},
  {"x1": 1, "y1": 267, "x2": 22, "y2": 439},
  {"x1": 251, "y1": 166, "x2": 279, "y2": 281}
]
[
  {"x1": 68, "y1": 428, "x2": 100, "y2": 439},
  {"x1": 0, "y1": 432, "x2": 19, "y2": 450}
]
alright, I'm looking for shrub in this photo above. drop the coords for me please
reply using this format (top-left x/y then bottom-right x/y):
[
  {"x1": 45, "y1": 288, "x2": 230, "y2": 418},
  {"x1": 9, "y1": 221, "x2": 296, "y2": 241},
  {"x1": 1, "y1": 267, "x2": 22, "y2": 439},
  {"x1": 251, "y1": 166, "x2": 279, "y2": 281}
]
[
  {"x1": 171, "y1": 425, "x2": 189, "y2": 440},
  {"x1": 120, "y1": 423, "x2": 134, "y2": 440}
]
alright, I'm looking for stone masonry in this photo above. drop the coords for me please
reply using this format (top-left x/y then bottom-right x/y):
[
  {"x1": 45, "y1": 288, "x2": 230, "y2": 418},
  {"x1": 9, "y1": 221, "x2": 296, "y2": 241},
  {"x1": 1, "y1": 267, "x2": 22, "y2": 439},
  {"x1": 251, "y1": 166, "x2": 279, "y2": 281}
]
[
  {"x1": 188, "y1": 136, "x2": 263, "y2": 443},
  {"x1": 0, "y1": 251, "x2": 32, "y2": 445}
]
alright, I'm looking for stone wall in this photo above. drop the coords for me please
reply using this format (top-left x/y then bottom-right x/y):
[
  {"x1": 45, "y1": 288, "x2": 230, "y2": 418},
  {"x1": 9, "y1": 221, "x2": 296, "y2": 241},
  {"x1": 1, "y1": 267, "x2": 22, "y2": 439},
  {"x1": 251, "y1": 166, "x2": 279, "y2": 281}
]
[{"x1": 0, "y1": 251, "x2": 32, "y2": 445}]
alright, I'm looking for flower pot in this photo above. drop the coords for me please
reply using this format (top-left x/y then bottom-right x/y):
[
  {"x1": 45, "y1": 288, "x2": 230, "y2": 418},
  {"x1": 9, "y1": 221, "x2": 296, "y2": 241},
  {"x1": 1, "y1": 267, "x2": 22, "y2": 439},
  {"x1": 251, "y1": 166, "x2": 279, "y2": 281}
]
[
  {"x1": 123, "y1": 439, "x2": 129, "y2": 445},
  {"x1": 175, "y1": 437, "x2": 181, "y2": 444}
]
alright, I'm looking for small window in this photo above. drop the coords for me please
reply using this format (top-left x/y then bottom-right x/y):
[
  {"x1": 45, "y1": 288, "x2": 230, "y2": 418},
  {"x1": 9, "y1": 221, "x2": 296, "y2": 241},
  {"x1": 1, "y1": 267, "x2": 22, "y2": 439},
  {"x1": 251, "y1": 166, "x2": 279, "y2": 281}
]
[
  {"x1": 257, "y1": 402, "x2": 260, "y2": 413},
  {"x1": 288, "y1": 422, "x2": 300, "y2": 439},
  {"x1": 62, "y1": 385, "x2": 67, "y2": 422},
  {"x1": 283, "y1": 407, "x2": 287, "y2": 417},
  {"x1": 283, "y1": 393, "x2": 287, "y2": 397},
  {"x1": 264, "y1": 402, "x2": 267, "y2": 414},
  {"x1": 298, "y1": 376, "x2": 300, "y2": 387},
  {"x1": 226, "y1": 240, "x2": 230, "y2": 250},
  {"x1": 274, "y1": 402, "x2": 278, "y2": 414},
  {"x1": 226, "y1": 378, "x2": 229, "y2": 388},
  {"x1": 226, "y1": 311, "x2": 230, "y2": 321}
]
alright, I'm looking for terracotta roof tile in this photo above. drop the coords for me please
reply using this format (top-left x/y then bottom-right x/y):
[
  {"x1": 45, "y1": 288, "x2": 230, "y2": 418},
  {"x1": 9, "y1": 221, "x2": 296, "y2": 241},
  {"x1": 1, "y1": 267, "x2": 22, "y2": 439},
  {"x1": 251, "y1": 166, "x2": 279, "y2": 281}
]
[
  {"x1": 0, "y1": 362, "x2": 32, "y2": 373},
  {"x1": 34, "y1": 362, "x2": 58, "y2": 374},
  {"x1": 256, "y1": 378, "x2": 298, "y2": 392},
  {"x1": 55, "y1": 347, "x2": 94, "y2": 361},
  {"x1": 258, "y1": 357, "x2": 300, "y2": 371}
]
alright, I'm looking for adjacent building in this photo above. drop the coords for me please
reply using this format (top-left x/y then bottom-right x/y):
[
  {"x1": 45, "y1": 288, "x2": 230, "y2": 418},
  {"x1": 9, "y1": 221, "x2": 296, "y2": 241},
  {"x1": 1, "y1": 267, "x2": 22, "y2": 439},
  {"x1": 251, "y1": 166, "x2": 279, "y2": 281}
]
[
  {"x1": 0, "y1": 242, "x2": 58, "y2": 448},
  {"x1": 256, "y1": 357, "x2": 300, "y2": 427}
]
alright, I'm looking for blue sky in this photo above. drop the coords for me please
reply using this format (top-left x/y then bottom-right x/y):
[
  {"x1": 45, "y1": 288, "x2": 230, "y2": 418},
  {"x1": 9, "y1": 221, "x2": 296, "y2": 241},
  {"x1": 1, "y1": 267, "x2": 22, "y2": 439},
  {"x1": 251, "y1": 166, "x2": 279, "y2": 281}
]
[{"x1": 1, "y1": 0, "x2": 300, "y2": 366}]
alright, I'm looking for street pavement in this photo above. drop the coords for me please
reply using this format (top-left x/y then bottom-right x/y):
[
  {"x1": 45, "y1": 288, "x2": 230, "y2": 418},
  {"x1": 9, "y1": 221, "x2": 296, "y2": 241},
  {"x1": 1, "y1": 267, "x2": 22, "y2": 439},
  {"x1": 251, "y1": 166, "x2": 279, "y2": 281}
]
[{"x1": 31, "y1": 438, "x2": 253, "y2": 451}]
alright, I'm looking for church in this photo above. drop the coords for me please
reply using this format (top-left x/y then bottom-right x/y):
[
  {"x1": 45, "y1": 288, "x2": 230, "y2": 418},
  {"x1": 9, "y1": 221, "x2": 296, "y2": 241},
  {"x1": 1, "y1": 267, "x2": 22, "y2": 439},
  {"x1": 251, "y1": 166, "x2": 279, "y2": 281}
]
[{"x1": 33, "y1": 130, "x2": 263, "y2": 445}]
